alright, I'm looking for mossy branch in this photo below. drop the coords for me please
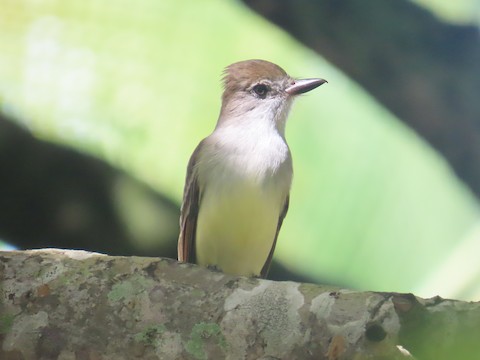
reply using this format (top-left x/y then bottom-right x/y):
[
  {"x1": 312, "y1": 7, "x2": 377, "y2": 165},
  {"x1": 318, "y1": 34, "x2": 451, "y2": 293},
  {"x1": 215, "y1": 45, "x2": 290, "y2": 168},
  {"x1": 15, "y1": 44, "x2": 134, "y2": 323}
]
[{"x1": 1, "y1": 249, "x2": 479, "y2": 359}]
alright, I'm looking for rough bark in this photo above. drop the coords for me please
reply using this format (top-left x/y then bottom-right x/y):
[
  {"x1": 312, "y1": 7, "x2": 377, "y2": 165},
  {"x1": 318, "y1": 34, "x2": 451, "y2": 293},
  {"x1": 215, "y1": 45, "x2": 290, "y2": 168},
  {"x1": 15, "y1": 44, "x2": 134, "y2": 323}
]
[
  {"x1": 1, "y1": 250, "x2": 478, "y2": 359},
  {"x1": 242, "y1": 0, "x2": 480, "y2": 201}
]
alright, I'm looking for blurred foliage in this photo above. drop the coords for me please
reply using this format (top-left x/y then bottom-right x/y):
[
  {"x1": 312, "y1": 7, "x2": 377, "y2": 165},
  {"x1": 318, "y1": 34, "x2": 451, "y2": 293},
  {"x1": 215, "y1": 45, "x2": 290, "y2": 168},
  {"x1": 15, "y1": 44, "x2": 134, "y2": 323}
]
[
  {"x1": 0, "y1": 0, "x2": 479, "y2": 300},
  {"x1": 412, "y1": 0, "x2": 480, "y2": 23}
]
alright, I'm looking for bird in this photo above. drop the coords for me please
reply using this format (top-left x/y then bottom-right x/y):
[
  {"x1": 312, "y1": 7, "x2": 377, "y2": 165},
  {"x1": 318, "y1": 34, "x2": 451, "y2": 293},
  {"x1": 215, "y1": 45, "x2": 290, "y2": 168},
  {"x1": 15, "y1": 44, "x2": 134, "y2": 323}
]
[{"x1": 178, "y1": 59, "x2": 326, "y2": 278}]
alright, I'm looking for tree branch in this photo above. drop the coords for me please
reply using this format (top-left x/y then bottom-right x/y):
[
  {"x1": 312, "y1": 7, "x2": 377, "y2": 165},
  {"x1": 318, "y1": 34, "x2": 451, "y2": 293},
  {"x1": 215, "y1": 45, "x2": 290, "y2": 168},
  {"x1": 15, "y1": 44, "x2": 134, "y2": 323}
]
[{"x1": 1, "y1": 249, "x2": 478, "y2": 359}]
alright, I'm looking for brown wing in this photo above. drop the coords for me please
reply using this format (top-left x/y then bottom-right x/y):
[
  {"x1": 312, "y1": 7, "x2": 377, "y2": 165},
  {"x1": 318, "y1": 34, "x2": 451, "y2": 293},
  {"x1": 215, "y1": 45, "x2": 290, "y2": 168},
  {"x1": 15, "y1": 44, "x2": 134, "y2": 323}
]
[
  {"x1": 260, "y1": 195, "x2": 289, "y2": 278},
  {"x1": 177, "y1": 142, "x2": 203, "y2": 263}
]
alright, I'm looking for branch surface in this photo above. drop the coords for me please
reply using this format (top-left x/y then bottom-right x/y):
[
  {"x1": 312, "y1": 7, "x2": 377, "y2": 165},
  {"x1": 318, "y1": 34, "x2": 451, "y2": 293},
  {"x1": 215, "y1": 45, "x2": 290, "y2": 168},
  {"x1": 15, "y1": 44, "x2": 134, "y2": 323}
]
[{"x1": 1, "y1": 249, "x2": 479, "y2": 359}]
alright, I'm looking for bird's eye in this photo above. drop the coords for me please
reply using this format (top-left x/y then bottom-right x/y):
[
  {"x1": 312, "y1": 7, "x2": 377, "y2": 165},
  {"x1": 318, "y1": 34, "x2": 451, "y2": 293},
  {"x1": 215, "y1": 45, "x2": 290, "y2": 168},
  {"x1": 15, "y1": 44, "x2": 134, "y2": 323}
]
[{"x1": 252, "y1": 84, "x2": 269, "y2": 98}]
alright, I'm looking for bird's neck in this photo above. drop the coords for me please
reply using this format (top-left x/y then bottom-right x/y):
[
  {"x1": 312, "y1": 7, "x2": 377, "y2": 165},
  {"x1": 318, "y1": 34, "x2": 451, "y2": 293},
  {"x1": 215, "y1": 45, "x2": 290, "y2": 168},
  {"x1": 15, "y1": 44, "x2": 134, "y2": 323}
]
[
  {"x1": 203, "y1": 109, "x2": 290, "y2": 183},
  {"x1": 217, "y1": 99, "x2": 292, "y2": 138}
]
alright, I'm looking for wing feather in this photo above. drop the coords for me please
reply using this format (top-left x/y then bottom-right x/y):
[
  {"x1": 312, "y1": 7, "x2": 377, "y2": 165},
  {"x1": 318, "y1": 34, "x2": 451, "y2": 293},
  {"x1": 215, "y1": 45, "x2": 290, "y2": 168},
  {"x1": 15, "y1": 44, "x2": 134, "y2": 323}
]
[
  {"x1": 178, "y1": 142, "x2": 204, "y2": 263},
  {"x1": 260, "y1": 195, "x2": 289, "y2": 278}
]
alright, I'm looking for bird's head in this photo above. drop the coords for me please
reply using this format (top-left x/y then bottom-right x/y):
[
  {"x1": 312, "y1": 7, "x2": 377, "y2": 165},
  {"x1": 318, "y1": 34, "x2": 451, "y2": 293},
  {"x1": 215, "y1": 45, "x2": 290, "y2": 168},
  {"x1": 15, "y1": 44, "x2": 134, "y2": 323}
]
[{"x1": 218, "y1": 59, "x2": 326, "y2": 131}]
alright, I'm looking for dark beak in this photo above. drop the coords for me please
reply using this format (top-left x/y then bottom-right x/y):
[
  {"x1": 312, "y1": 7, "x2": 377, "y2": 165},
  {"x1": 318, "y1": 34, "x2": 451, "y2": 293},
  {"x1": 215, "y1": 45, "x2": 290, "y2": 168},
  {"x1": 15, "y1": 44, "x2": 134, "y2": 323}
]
[{"x1": 285, "y1": 78, "x2": 327, "y2": 95}]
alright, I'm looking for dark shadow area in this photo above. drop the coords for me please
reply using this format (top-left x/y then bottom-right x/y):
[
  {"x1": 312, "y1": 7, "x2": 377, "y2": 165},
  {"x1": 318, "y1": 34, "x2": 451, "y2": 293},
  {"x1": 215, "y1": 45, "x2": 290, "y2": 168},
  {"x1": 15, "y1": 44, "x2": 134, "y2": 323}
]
[{"x1": 0, "y1": 113, "x2": 178, "y2": 257}]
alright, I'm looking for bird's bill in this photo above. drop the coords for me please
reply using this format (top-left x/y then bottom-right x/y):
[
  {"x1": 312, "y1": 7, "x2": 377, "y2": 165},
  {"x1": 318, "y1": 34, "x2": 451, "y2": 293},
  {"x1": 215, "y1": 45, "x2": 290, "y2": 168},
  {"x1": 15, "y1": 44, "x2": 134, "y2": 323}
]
[{"x1": 285, "y1": 78, "x2": 327, "y2": 95}]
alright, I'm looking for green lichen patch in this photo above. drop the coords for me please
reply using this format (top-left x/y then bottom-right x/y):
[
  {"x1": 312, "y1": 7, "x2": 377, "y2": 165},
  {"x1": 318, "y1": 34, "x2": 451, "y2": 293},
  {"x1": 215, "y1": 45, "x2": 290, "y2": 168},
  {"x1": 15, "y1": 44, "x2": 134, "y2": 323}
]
[
  {"x1": 108, "y1": 282, "x2": 135, "y2": 302},
  {"x1": 134, "y1": 324, "x2": 167, "y2": 346},
  {"x1": 190, "y1": 289, "x2": 206, "y2": 298},
  {"x1": 0, "y1": 313, "x2": 15, "y2": 334},
  {"x1": 185, "y1": 322, "x2": 227, "y2": 360},
  {"x1": 107, "y1": 275, "x2": 152, "y2": 302}
]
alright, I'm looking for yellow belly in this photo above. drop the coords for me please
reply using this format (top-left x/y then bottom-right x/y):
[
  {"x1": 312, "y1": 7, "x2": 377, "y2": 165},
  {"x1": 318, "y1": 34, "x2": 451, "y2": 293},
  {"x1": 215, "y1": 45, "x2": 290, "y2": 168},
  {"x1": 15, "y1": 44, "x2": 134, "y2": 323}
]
[{"x1": 195, "y1": 185, "x2": 283, "y2": 276}]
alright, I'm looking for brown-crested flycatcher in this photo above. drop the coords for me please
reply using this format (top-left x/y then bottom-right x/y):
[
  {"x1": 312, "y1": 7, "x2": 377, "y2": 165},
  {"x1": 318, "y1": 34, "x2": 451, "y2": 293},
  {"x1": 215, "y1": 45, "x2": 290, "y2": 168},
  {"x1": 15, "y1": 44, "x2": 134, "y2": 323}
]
[{"x1": 178, "y1": 59, "x2": 326, "y2": 278}]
